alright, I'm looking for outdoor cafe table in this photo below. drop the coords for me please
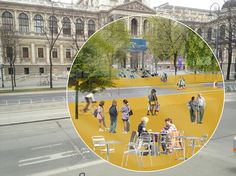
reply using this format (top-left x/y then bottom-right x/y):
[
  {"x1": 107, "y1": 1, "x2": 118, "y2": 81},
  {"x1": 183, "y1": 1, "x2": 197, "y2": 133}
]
[
  {"x1": 176, "y1": 136, "x2": 204, "y2": 160},
  {"x1": 97, "y1": 140, "x2": 121, "y2": 161}
]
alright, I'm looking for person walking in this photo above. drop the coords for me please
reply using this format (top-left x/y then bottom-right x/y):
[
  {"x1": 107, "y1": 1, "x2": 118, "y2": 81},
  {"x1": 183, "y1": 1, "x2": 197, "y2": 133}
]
[
  {"x1": 196, "y1": 93, "x2": 206, "y2": 124},
  {"x1": 188, "y1": 96, "x2": 197, "y2": 123},
  {"x1": 147, "y1": 89, "x2": 158, "y2": 116},
  {"x1": 121, "y1": 99, "x2": 131, "y2": 134},
  {"x1": 109, "y1": 100, "x2": 118, "y2": 133},
  {"x1": 97, "y1": 101, "x2": 108, "y2": 132}
]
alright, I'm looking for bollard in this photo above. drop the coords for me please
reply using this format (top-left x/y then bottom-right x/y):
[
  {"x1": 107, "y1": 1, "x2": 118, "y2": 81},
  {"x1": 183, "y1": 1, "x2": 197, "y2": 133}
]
[{"x1": 234, "y1": 136, "x2": 236, "y2": 154}]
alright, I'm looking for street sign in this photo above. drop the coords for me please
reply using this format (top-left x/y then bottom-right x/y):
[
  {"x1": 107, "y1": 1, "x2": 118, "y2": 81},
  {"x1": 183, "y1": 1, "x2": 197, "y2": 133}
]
[{"x1": 129, "y1": 38, "x2": 147, "y2": 52}]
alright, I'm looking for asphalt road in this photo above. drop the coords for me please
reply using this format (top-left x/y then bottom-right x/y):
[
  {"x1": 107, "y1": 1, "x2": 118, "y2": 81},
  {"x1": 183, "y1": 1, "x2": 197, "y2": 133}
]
[{"x1": 0, "y1": 93, "x2": 235, "y2": 176}]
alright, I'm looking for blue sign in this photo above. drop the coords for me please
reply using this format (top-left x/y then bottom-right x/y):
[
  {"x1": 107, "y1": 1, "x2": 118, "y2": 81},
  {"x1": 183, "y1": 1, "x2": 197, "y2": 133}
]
[{"x1": 129, "y1": 38, "x2": 147, "y2": 52}]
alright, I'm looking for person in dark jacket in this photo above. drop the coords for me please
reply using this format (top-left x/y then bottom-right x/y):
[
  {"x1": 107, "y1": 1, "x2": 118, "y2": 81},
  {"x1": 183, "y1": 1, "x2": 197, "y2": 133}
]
[
  {"x1": 137, "y1": 117, "x2": 149, "y2": 136},
  {"x1": 188, "y1": 96, "x2": 197, "y2": 123},
  {"x1": 109, "y1": 100, "x2": 118, "y2": 133}
]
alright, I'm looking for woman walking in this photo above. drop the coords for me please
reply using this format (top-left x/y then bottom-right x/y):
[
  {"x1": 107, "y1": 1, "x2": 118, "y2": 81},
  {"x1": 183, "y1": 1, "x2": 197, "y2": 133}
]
[
  {"x1": 97, "y1": 101, "x2": 108, "y2": 132},
  {"x1": 121, "y1": 99, "x2": 131, "y2": 134}
]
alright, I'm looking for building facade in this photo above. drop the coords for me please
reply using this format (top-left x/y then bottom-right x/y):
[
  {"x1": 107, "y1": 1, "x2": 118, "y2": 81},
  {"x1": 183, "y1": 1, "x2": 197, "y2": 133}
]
[
  {"x1": 0, "y1": 0, "x2": 155, "y2": 77},
  {"x1": 0, "y1": 0, "x2": 236, "y2": 79}
]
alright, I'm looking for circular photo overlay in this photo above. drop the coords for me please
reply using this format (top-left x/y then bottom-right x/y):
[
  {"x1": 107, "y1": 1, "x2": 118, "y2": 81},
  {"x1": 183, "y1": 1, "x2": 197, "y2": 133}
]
[{"x1": 67, "y1": 16, "x2": 224, "y2": 171}]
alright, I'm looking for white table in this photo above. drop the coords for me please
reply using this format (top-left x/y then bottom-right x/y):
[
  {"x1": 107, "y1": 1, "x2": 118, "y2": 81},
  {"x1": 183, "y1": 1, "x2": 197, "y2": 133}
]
[{"x1": 97, "y1": 140, "x2": 121, "y2": 161}]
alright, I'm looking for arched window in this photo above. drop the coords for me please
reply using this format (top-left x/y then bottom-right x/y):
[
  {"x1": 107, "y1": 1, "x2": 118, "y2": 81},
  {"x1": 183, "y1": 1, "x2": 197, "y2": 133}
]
[
  {"x1": 62, "y1": 17, "x2": 71, "y2": 35},
  {"x1": 220, "y1": 25, "x2": 226, "y2": 39},
  {"x1": 48, "y1": 16, "x2": 58, "y2": 34},
  {"x1": 197, "y1": 28, "x2": 202, "y2": 36},
  {"x1": 75, "y1": 18, "x2": 84, "y2": 35},
  {"x1": 2, "y1": 11, "x2": 13, "y2": 30},
  {"x1": 34, "y1": 14, "x2": 44, "y2": 33},
  {"x1": 88, "y1": 19, "x2": 95, "y2": 37},
  {"x1": 143, "y1": 19, "x2": 149, "y2": 34},
  {"x1": 19, "y1": 13, "x2": 29, "y2": 33},
  {"x1": 207, "y1": 27, "x2": 212, "y2": 41},
  {"x1": 131, "y1": 18, "x2": 138, "y2": 36}
]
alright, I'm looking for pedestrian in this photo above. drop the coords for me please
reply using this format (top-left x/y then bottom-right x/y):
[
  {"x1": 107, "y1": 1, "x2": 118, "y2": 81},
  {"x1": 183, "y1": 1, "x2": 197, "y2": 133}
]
[
  {"x1": 177, "y1": 76, "x2": 186, "y2": 90},
  {"x1": 187, "y1": 96, "x2": 197, "y2": 123},
  {"x1": 109, "y1": 100, "x2": 118, "y2": 133},
  {"x1": 196, "y1": 93, "x2": 206, "y2": 124},
  {"x1": 147, "y1": 89, "x2": 158, "y2": 116},
  {"x1": 97, "y1": 101, "x2": 108, "y2": 132},
  {"x1": 121, "y1": 99, "x2": 131, "y2": 134}
]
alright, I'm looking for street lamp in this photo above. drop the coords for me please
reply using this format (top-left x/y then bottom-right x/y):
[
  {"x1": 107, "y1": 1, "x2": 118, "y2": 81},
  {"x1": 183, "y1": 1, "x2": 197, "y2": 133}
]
[
  {"x1": 0, "y1": 63, "x2": 4, "y2": 88},
  {"x1": 209, "y1": 2, "x2": 221, "y2": 59}
]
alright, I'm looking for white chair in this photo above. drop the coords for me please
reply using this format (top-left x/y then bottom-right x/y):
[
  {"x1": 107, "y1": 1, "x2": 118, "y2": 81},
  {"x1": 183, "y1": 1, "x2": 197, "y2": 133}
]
[
  {"x1": 91, "y1": 136, "x2": 115, "y2": 159},
  {"x1": 122, "y1": 137, "x2": 143, "y2": 167},
  {"x1": 91, "y1": 136, "x2": 106, "y2": 151}
]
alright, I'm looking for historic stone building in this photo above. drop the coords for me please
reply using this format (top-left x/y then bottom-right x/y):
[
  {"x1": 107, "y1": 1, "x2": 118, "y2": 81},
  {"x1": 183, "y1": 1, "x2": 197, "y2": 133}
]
[
  {"x1": 155, "y1": 2, "x2": 236, "y2": 78},
  {"x1": 0, "y1": 0, "x2": 155, "y2": 77},
  {"x1": 0, "y1": 0, "x2": 235, "y2": 79}
]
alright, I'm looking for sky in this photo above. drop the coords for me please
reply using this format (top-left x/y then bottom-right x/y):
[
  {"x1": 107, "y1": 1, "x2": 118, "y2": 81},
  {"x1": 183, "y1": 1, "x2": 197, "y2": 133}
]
[
  {"x1": 58, "y1": 0, "x2": 225, "y2": 10},
  {"x1": 150, "y1": 0, "x2": 224, "y2": 10}
]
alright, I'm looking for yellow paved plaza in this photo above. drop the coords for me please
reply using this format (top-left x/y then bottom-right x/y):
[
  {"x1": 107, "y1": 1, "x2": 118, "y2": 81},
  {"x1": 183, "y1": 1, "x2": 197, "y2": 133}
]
[{"x1": 68, "y1": 74, "x2": 224, "y2": 171}]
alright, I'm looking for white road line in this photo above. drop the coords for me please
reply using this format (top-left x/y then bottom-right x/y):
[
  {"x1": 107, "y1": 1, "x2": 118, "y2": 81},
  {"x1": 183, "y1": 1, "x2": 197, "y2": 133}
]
[
  {"x1": 225, "y1": 99, "x2": 236, "y2": 102},
  {"x1": 18, "y1": 150, "x2": 75, "y2": 166},
  {"x1": 30, "y1": 143, "x2": 63, "y2": 150},
  {"x1": 27, "y1": 160, "x2": 105, "y2": 176}
]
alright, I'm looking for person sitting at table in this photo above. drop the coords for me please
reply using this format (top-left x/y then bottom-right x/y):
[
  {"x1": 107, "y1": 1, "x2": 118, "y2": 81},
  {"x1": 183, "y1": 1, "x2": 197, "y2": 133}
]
[
  {"x1": 137, "y1": 117, "x2": 149, "y2": 136},
  {"x1": 161, "y1": 118, "x2": 177, "y2": 153}
]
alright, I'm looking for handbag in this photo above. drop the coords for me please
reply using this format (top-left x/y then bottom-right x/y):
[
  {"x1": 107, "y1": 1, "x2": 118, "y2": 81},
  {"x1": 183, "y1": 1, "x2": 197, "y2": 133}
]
[{"x1": 129, "y1": 110, "x2": 133, "y2": 116}]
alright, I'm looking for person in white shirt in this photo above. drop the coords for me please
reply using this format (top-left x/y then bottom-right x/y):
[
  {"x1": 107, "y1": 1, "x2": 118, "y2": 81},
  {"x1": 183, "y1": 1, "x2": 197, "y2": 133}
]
[
  {"x1": 83, "y1": 91, "x2": 96, "y2": 112},
  {"x1": 196, "y1": 93, "x2": 206, "y2": 124}
]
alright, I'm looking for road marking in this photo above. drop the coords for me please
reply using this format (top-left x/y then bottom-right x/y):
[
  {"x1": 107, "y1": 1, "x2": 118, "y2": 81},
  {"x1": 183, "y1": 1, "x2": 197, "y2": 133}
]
[
  {"x1": 30, "y1": 143, "x2": 63, "y2": 150},
  {"x1": 27, "y1": 160, "x2": 105, "y2": 176},
  {"x1": 18, "y1": 150, "x2": 78, "y2": 167},
  {"x1": 225, "y1": 98, "x2": 236, "y2": 102}
]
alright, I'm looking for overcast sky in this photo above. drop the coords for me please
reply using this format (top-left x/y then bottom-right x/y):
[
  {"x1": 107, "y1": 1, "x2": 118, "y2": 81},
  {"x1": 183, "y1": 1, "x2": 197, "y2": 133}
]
[{"x1": 150, "y1": 0, "x2": 224, "y2": 10}]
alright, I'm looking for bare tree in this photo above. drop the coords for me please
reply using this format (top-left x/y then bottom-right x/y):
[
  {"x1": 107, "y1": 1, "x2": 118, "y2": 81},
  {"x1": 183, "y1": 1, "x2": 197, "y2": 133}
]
[
  {"x1": 43, "y1": 2, "x2": 65, "y2": 88},
  {"x1": 0, "y1": 26, "x2": 20, "y2": 91}
]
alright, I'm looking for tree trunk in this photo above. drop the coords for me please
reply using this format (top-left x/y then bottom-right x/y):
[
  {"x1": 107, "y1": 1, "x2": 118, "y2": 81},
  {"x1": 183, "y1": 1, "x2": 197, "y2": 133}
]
[
  {"x1": 75, "y1": 80, "x2": 79, "y2": 119},
  {"x1": 13, "y1": 63, "x2": 16, "y2": 87},
  {"x1": 174, "y1": 53, "x2": 178, "y2": 75},
  {"x1": 49, "y1": 49, "x2": 53, "y2": 88},
  {"x1": 154, "y1": 57, "x2": 158, "y2": 73},
  {"x1": 10, "y1": 63, "x2": 14, "y2": 91}
]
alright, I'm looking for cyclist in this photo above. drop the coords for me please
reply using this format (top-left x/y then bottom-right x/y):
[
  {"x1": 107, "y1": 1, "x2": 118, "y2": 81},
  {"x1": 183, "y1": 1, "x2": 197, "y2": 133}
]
[{"x1": 83, "y1": 90, "x2": 96, "y2": 112}]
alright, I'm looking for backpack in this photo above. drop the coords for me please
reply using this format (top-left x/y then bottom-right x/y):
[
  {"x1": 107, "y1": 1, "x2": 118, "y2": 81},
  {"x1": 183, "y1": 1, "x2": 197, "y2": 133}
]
[{"x1": 93, "y1": 109, "x2": 98, "y2": 118}]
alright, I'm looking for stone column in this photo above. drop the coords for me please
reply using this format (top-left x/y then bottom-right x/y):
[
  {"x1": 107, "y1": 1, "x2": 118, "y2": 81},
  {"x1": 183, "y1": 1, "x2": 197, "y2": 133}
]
[
  {"x1": 31, "y1": 43, "x2": 36, "y2": 64},
  {"x1": 29, "y1": 12, "x2": 34, "y2": 34},
  {"x1": 84, "y1": 20, "x2": 88, "y2": 39},
  {"x1": 139, "y1": 16, "x2": 143, "y2": 36},
  {"x1": 14, "y1": 11, "x2": 19, "y2": 31},
  {"x1": 60, "y1": 44, "x2": 64, "y2": 64}
]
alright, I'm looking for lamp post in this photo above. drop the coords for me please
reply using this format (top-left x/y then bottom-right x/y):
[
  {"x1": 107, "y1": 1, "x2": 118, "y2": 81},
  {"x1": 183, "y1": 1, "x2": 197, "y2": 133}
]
[
  {"x1": 0, "y1": 64, "x2": 4, "y2": 88},
  {"x1": 209, "y1": 2, "x2": 221, "y2": 59}
]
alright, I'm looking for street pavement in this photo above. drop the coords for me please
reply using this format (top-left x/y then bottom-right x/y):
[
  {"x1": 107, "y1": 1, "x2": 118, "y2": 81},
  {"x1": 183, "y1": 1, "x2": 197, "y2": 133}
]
[{"x1": 0, "y1": 93, "x2": 235, "y2": 176}]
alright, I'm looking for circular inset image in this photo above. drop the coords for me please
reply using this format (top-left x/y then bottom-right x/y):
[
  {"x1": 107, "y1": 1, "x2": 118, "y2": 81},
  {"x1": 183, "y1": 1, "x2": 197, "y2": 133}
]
[{"x1": 67, "y1": 16, "x2": 224, "y2": 171}]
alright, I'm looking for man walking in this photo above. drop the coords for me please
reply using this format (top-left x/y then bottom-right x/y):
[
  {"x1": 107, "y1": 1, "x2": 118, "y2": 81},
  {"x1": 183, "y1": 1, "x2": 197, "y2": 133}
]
[{"x1": 196, "y1": 93, "x2": 206, "y2": 124}]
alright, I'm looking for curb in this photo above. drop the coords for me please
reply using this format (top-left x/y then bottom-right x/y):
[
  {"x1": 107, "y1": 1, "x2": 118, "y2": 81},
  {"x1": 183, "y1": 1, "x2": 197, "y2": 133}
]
[{"x1": 0, "y1": 117, "x2": 70, "y2": 127}]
